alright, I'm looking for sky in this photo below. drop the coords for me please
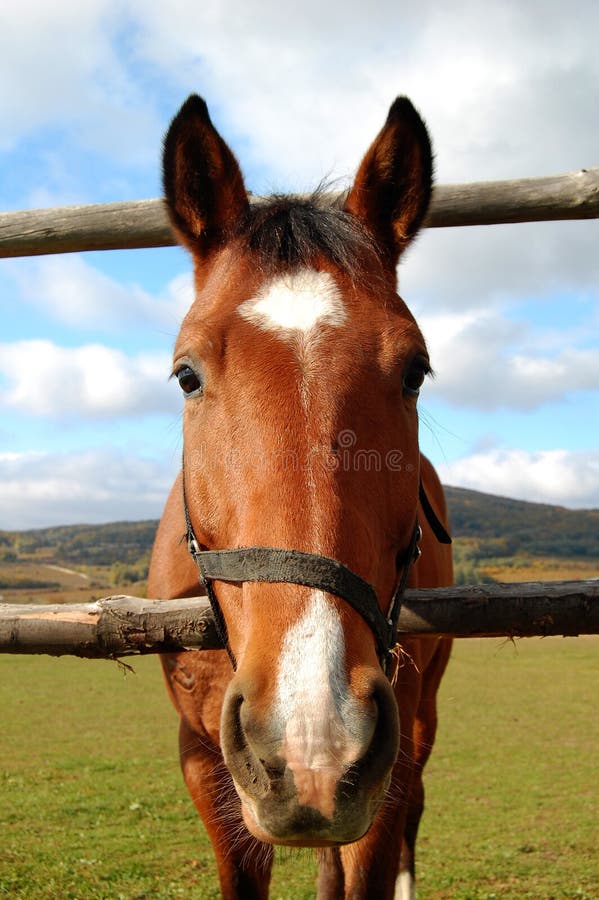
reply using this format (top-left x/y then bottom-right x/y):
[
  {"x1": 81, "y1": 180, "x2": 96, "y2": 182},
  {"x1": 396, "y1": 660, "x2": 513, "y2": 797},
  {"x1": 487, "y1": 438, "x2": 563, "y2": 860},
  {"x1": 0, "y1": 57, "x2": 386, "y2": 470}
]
[{"x1": 0, "y1": 0, "x2": 598, "y2": 529}]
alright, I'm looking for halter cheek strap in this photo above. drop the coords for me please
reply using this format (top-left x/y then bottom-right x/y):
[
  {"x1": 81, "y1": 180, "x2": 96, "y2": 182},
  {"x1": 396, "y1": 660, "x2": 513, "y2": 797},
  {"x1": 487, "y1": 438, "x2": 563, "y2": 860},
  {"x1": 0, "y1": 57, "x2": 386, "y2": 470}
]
[
  {"x1": 182, "y1": 471, "x2": 450, "y2": 675},
  {"x1": 419, "y1": 481, "x2": 451, "y2": 545}
]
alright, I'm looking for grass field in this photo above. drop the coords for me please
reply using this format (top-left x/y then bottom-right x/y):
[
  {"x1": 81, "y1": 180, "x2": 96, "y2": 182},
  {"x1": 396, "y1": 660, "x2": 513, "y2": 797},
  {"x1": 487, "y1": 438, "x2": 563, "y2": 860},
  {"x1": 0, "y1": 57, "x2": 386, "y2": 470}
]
[
  {"x1": 0, "y1": 560, "x2": 136, "y2": 606},
  {"x1": 0, "y1": 638, "x2": 597, "y2": 899}
]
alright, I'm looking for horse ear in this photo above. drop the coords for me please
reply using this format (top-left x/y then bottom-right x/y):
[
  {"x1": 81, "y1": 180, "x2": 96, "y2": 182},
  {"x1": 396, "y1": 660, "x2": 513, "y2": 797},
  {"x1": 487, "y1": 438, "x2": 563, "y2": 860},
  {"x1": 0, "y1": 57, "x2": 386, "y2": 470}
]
[
  {"x1": 344, "y1": 97, "x2": 433, "y2": 269},
  {"x1": 162, "y1": 95, "x2": 250, "y2": 255}
]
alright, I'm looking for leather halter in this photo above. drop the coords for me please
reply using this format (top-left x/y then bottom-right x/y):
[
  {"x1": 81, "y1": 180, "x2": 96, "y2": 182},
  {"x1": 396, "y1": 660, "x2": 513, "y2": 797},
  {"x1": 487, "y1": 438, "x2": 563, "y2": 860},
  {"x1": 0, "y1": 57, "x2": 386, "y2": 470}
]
[{"x1": 182, "y1": 472, "x2": 450, "y2": 675}]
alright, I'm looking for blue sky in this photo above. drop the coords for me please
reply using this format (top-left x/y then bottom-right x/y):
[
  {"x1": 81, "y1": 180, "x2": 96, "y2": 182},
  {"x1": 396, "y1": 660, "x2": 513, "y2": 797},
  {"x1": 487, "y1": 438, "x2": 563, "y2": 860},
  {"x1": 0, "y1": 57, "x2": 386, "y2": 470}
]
[{"x1": 0, "y1": 0, "x2": 598, "y2": 528}]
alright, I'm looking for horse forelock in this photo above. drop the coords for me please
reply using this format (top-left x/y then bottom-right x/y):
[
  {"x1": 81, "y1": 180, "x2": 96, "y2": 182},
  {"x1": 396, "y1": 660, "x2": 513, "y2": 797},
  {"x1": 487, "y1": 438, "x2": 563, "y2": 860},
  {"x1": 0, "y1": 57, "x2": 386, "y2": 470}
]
[{"x1": 229, "y1": 190, "x2": 384, "y2": 287}]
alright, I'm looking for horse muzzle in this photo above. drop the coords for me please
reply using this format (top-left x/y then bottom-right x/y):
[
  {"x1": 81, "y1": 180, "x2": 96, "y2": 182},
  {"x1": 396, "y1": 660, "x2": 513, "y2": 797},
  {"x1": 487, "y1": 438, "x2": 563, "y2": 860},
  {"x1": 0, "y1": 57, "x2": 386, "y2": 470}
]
[{"x1": 220, "y1": 666, "x2": 400, "y2": 846}]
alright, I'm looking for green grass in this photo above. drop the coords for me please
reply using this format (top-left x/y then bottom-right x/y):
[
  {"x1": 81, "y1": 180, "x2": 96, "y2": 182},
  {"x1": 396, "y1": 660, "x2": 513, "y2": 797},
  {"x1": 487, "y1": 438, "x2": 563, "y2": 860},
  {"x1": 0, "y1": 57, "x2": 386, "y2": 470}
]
[
  {"x1": 0, "y1": 639, "x2": 597, "y2": 898},
  {"x1": 417, "y1": 638, "x2": 598, "y2": 899}
]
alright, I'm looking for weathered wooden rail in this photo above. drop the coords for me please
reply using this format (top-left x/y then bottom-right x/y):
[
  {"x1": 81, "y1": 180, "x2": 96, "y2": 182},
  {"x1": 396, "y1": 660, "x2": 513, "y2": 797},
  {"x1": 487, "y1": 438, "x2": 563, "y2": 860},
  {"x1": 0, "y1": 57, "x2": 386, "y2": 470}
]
[
  {"x1": 1, "y1": 168, "x2": 598, "y2": 258},
  {"x1": 1, "y1": 580, "x2": 597, "y2": 658}
]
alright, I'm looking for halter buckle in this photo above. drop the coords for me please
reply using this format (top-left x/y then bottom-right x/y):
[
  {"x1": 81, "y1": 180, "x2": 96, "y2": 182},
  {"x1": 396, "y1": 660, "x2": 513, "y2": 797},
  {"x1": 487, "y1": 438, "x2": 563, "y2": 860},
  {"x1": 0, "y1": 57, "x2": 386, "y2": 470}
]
[
  {"x1": 187, "y1": 533, "x2": 201, "y2": 556},
  {"x1": 413, "y1": 525, "x2": 423, "y2": 562}
]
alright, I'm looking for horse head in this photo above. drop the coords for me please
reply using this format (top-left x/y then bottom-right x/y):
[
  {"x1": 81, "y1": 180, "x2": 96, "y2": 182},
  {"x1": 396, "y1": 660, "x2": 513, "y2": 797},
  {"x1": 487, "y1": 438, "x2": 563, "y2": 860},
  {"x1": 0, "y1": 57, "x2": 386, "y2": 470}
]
[{"x1": 163, "y1": 94, "x2": 434, "y2": 846}]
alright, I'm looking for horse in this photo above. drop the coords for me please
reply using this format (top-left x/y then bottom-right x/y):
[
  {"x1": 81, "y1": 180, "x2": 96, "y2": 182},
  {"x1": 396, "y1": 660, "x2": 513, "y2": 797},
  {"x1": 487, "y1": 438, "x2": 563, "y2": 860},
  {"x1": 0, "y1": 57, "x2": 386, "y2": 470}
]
[{"x1": 148, "y1": 93, "x2": 453, "y2": 900}]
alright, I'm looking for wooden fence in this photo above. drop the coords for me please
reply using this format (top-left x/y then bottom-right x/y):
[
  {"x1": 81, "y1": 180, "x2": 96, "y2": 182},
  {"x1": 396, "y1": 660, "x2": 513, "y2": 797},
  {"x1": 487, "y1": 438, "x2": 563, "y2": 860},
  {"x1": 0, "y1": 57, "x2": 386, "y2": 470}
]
[
  {"x1": 1, "y1": 168, "x2": 598, "y2": 258},
  {"x1": 1, "y1": 168, "x2": 598, "y2": 656},
  {"x1": 1, "y1": 581, "x2": 598, "y2": 658}
]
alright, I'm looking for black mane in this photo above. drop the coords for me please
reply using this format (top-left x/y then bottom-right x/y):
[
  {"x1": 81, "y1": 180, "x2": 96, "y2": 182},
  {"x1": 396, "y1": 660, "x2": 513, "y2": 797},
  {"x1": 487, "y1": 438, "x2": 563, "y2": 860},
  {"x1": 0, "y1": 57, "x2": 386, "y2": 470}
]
[{"x1": 233, "y1": 191, "x2": 379, "y2": 282}]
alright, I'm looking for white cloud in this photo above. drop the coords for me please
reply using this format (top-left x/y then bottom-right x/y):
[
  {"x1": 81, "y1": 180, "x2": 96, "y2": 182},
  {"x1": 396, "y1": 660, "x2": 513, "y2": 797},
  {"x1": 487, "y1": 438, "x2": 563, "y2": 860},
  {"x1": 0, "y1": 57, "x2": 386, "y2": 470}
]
[
  {"x1": 2, "y1": 1, "x2": 597, "y2": 188},
  {"x1": 392, "y1": 14, "x2": 599, "y2": 182},
  {"x1": 0, "y1": 0, "x2": 161, "y2": 165},
  {"x1": 438, "y1": 448, "x2": 599, "y2": 509},
  {"x1": 5, "y1": 256, "x2": 193, "y2": 333},
  {"x1": 128, "y1": 0, "x2": 599, "y2": 186},
  {"x1": 0, "y1": 449, "x2": 177, "y2": 529},
  {"x1": 401, "y1": 220, "x2": 599, "y2": 313},
  {"x1": 0, "y1": 340, "x2": 177, "y2": 419},
  {"x1": 419, "y1": 310, "x2": 599, "y2": 411}
]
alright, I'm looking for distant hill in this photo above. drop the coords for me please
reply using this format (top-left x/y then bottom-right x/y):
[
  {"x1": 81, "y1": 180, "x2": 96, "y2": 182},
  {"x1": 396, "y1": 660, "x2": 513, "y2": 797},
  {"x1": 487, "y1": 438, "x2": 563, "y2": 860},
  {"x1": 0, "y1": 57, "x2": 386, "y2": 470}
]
[
  {"x1": 1, "y1": 486, "x2": 597, "y2": 570},
  {"x1": 444, "y1": 486, "x2": 599, "y2": 559},
  {"x1": 0, "y1": 520, "x2": 158, "y2": 568}
]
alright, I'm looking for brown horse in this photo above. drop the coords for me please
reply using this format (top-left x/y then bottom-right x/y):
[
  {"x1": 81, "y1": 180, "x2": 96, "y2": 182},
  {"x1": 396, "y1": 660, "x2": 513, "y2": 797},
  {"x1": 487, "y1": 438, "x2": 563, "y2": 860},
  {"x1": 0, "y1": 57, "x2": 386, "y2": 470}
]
[{"x1": 148, "y1": 94, "x2": 452, "y2": 899}]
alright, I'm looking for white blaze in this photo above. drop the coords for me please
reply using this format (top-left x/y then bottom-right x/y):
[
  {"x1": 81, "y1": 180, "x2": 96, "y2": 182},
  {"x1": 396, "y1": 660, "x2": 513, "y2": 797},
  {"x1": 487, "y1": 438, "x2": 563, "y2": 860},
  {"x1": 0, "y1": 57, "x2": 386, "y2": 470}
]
[
  {"x1": 238, "y1": 269, "x2": 347, "y2": 334},
  {"x1": 275, "y1": 590, "x2": 370, "y2": 818}
]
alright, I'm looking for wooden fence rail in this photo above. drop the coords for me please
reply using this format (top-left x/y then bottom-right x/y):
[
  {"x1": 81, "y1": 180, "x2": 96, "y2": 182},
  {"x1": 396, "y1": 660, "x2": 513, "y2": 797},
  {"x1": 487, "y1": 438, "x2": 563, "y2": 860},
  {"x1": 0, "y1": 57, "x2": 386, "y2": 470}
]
[
  {"x1": 1, "y1": 168, "x2": 598, "y2": 258},
  {"x1": 1, "y1": 580, "x2": 597, "y2": 659}
]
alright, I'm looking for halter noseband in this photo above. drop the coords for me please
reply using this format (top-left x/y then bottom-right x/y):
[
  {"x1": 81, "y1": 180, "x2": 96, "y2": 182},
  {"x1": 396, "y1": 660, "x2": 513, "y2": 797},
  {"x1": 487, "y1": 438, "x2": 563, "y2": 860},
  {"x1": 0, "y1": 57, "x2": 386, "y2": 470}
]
[{"x1": 183, "y1": 474, "x2": 450, "y2": 675}]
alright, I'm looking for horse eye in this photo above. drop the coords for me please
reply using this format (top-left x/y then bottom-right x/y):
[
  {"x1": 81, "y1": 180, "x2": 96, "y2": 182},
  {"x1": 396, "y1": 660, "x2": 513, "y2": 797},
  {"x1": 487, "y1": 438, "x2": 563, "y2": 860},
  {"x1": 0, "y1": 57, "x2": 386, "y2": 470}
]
[
  {"x1": 176, "y1": 365, "x2": 203, "y2": 396},
  {"x1": 403, "y1": 357, "x2": 430, "y2": 398}
]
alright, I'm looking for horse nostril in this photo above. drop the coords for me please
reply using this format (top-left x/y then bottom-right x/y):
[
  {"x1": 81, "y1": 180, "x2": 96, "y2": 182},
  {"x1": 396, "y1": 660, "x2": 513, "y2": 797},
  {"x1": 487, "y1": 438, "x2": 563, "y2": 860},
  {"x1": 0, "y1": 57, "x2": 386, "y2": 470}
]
[
  {"x1": 222, "y1": 688, "x2": 272, "y2": 798},
  {"x1": 260, "y1": 757, "x2": 286, "y2": 779},
  {"x1": 228, "y1": 693, "x2": 247, "y2": 752},
  {"x1": 351, "y1": 677, "x2": 400, "y2": 780}
]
